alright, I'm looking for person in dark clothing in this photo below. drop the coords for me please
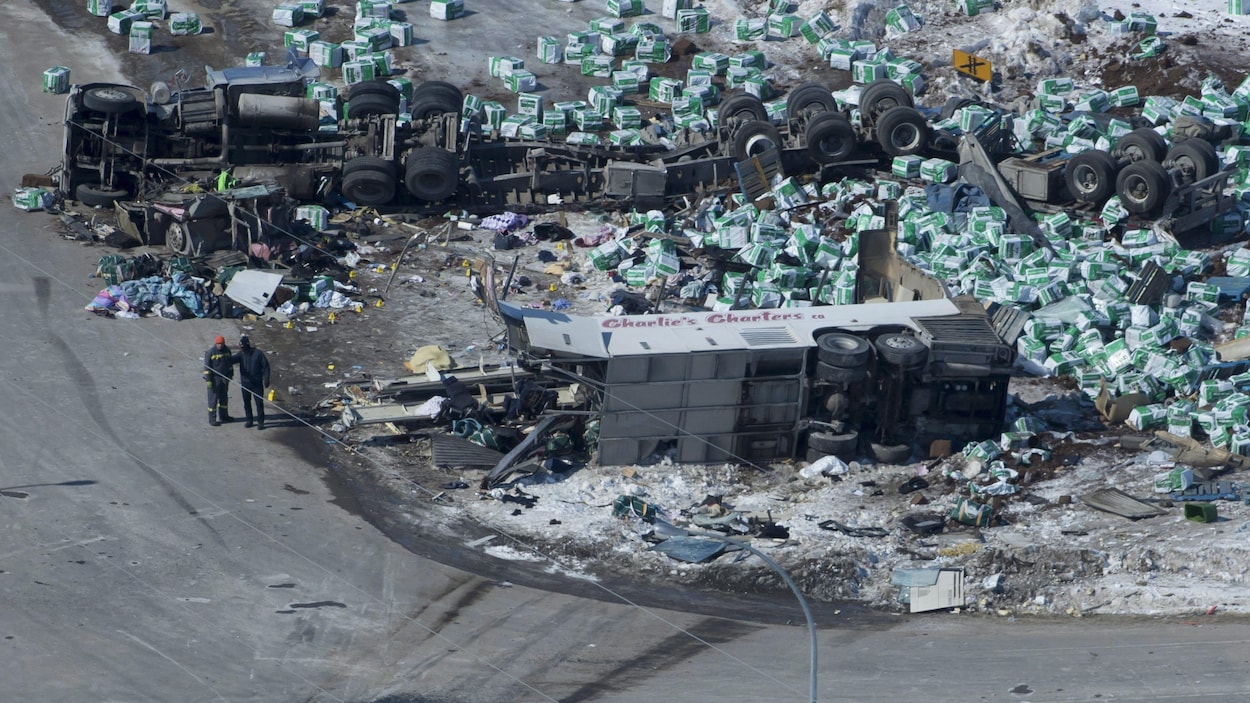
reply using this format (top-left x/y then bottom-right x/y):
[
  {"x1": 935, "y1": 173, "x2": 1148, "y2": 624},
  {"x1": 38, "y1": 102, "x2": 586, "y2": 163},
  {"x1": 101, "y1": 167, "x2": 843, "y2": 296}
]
[
  {"x1": 203, "y1": 335, "x2": 234, "y2": 426},
  {"x1": 232, "y1": 334, "x2": 271, "y2": 429}
]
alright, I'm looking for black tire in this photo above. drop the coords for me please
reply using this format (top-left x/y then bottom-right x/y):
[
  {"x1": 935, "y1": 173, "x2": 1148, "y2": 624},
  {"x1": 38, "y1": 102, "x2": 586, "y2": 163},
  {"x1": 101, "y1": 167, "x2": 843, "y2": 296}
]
[
  {"x1": 805, "y1": 112, "x2": 857, "y2": 164},
  {"x1": 732, "y1": 120, "x2": 783, "y2": 162},
  {"x1": 875, "y1": 106, "x2": 929, "y2": 157},
  {"x1": 807, "y1": 429, "x2": 859, "y2": 457},
  {"x1": 817, "y1": 333, "x2": 871, "y2": 367},
  {"x1": 870, "y1": 442, "x2": 912, "y2": 464},
  {"x1": 1116, "y1": 127, "x2": 1167, "y2": 163},
  {"x1": 1166, "y1": 139, "x2": 1219, "y2": 184},
  {"x1": 1065, "y1": 150, "x2": 1119, "y2": 204},
  {"x1": 874, "y1": 333, "x2": 927, "y2": 367},
  {"x1": 347, "y1": 92, "x2": 400, "y2": 119},
  {"x1": 166, "y1": 222, "x2": 195, "y2": 256},
  {"x1": 859, "y1": 78, "x2": 912, "y2": 125},
  {"x1": 718, "y1": 92, "x2": 768, "y2": 127},
  {"x1": 1116, "y1": 160, "x2": 1170, "y2": 217},
  {"x1": 410, "y1": 81, "x2": 463, "y2": 121},
  {"x1": 76, "y1": 182, "x2": 129, "y2": 207},
  {"x1": 815, "y1": 361, "x2": 868, "y2": 384},
  {"x1": 84, "y1": 85, "x2": 141, "y2": 114},
  {"x1": 786, "y1": 82, "x2": 834, "y2": 120},
  {"x1": 342, "y1": 169, "x2": 396, "y2": 206},
  {"x1": 405, "y1": 148, "x2": 459, "y2": 202},
  {"x1": 348, "y1": 80, "x2": 401, "y2": 102},
  {"x1": 824, "y1": 391, "x2": 850, "y2": 418},
  {"x1": 343, "y1": 155, "x2": 395, "y2": 176}
]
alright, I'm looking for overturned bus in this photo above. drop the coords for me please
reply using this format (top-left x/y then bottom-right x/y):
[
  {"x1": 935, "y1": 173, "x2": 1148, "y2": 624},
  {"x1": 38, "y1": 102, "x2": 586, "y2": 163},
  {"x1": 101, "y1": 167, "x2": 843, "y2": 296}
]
[{"x1": 498, "y1": 226, "x2": 1022, "y2": 466}]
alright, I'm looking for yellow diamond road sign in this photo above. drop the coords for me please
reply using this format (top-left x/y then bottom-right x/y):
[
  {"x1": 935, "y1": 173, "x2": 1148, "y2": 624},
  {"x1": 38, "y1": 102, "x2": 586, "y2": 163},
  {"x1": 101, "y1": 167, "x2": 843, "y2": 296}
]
[{"x1": 953, "y1": 49, "x2": 992, "y2": 82}]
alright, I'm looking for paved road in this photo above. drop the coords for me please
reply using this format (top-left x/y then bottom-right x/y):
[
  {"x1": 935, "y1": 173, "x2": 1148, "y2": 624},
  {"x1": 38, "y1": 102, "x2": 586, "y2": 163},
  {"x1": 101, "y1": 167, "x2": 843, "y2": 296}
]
[{"x1": 5, "y1": 2, "x2": 1250, "y2": 702}]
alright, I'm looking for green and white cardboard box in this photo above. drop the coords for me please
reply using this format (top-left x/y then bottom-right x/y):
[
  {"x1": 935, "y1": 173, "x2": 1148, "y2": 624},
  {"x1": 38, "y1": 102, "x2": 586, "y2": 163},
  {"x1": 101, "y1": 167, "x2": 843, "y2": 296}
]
[
  {"x1": 517, "y1": 92, "x2": 544, "y2": 117},
  {"x1": 129, "y1": 21, "x2": 153, "y2": 54},
  {"x1": 387, "y1": 21, "x2": 414, "y2": 46},
  {"x1": 307, "y1": 81, "x2": 338, "y2": 100},
  {"x1": 661, "y1": 0, "x2": 691, "y2": 19},
  {"x1": 430, "y1": 0, "x2": 464, "y2": 20},
  {"x1": 246, "y1": 52, "x2": 267, "y2": 66},
  {"x1": 608, "y1": 129, "x2": 643, "y2": 146},
  {"x1": 489, "y1": 56, "x2": 525, "y2": 78},
  {"x1": 851, "y1": 60, "x2": 886, "y2": 83},
  {"x1": 636, "y1": 38, "x2": 670, "y2": 63},
  {"x1": 271, "y1": 4, "x2": 304, "y2": 27},
  {"x1": 581, "y1": 56, "x2": 613, "y2": 77},
  {"x1": 768, "y1": 14, "x2": 802, "y2": 37},
  {"x1": 729, "y1": 50, "x2": 765, "y2": 68},
  {"x1": 356, "y1": 0, "x2": 391, "y2": 19},
  {"x1": 285, "y1": 29, "x2": 320, "y2": 52},
  {"x1": 107, "y1": 10, "x2": 145, "y2": 34},
  {"x1": 607, "y1": 0, "x2": 643, "y2": 18},
  {"x1": 342, "y1": 60, "x2": 377, "y2": 85},
  {"x1": 537, "y1": 37, "x2": 563, "y2": 64},
  {"x1": 649, "y1": 77, "x2": 682, "y2": 102},
  {"x1": 590, "y1": 17, "x2": 624, "y2": 34},
  {"x1": 572, "y1": 107, "x2": 603, "y2": 130},
  {"x1": 504, "y1": 70, "x2": 537, "y2": 93},
  {"x1": 299, "y1": 0, "x2": 326, "y2": 17},
  {"x1": 734, "y1": 18, "x2": 768, "y2": 41},
  {"x1": 339, "y1": 40, "x2": 371, "y2": 60},
  {"x1": 613, "y1": 106, "x2": 642, "y2": 129},
  {"x1": 1231, "y1": 0, "x2": 1250, "y2": 14},
  {"x1": 566, "y1": 30, "x2": 598, "y2": 47},
  {"x1": 131, "y1": 0, "x2": 167, "y2": 19},
  {"x1": 542, "y1": 111, "x2": 567, "y2": 133},
  {"x1": 621, "y1": 59, "x2": 649, "y2": 81},
  {"x1": 12, "y1": 187, "x2": 52, "y2": 212},
  {"x1": 888, "y1": 155, "x2": 918, "y2": 177},
  {"x1": 87, "y1": 0, "x2": 112, "y2": 18},
  {"x1": 602, "y1": 34, "x2": 638, "y2": 57},
  {"x1": 295, "y1": 205, "x2": 329, "y2": 230},
  {"x1": 498, "y1": 115, "x2": 532, "y2": 138},
  {"x1": 309, "y1": 41, "x2": 343, "y2": 67},
  {"x1": 884, "y1": 5, "x2": 921, "y2": 34},
  {"x1": 611, "y1": 71, "x2": 640, "y2": 93},
  {"x1": 564, "y1": 44, "x2": 595, "y2": 62},
  {"x1": 169, "y1": 12, "x2": 202, "y2": 35},
  {"x1": 360, "y1": 51, "x2": 392, "y2": 76},
  {"x1": 799, "y1": 11, "x2": 835, "y2": 43},
  {"x1": 481, "y1": 101, "x2": 506, "y2": 130},
  {"x1": 692, "y1": 52, "x2": 729, "y2": 74},
  {"x1": 355, "y1": 25, "x2": 392, "y2": 50},
  {"x1": 676, "y1": 8, "x2": 709, "y2": 33},
  {"x1": 461, "y1": 94, "x2": 483, "y2": 117},
  {"x1": 518, "y1": 123, "x2": 548, "y2": 140},
  {"x1": 566, "y1": 131, "x2": 601, "y2": 146},
  {"x1": 42, "y1": 66, "x2": 70, "y2": 95},
  {"x1": 588, "y1": 85, "x2": 621, "y2": 114}
]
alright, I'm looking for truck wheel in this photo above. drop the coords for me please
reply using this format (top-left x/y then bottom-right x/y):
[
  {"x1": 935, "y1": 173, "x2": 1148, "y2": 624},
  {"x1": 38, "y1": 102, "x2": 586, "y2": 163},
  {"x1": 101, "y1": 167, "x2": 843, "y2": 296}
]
[
  {"x1": 874, "y1": 333, "x2": 927, "y2": 367},
  {"x1": 405, "y1": 148, "x2": 459, "y2": 202},
  {"x1": 786, "y1": 82, "x2": 834, "y2": 120},
  {"x1": 870, "y1": 442, "x2": 912, "y2": 464},
  {"x1": 84, "y1": 85, "x2": 141, "y2": 114},
  {"x1": 1166, "y1": 139, "x2": 1219, "y2": 184},
  {"x1": 347, "y1": 92, "x2": 400, "y2": 119},
  {"x1": 343, "y1": 155, "x2": 395, "y2": 176},
  {"x1": 875, "y1": 106, "x2": 929, "y2": 156},
  {"x1": 815, "y1": 361, "x2": 867, "y2": 384},
  {"x1": 1116, "y1": 160, "x2": 1170, "y2": 217},
  {"x1": 1065, "y1": 150, "x2": 1118, "y2": 204},
  {"x1": 410, "y1": 81, "x2": 463, "y2": 121},
  {"x1": 859, "y1": 79, "x2": 912, "y2": 125},
  {"x1": 166, "y1": 222, "x2": 196, "y2": 256},
  {"x1": 718, "y1": 92, "x2": 768, "y2": 127},
  {"x1": 76, "y1": 182, "x2": 129, "y2": 207},
  {"x1": 348, "y1": 80, "x2": 401, "y2": 102},
  {"x1": 817, "y1": 332, "x2": 871, "y2": 367},
  {"x1": 805, "y1": 112, "x2": 857, "y2": 164},
  {"x1": 807, "y1": 429, "x2": 859, "y2": 457},
  {"x1": 342, "y1": 169, "x2": 396, "y2": 206},
  {"x1": 732, "y1": 120, "x2": 782, "y2": 161},
  {"x1": 1116, "y1": 127, "x2": 1167, "y2": 163}
]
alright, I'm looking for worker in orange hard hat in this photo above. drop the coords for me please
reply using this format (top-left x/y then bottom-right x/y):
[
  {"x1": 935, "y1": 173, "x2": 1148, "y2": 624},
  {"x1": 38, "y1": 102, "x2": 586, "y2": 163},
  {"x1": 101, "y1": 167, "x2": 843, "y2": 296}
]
[{"x1": 203, "y1": 335, "x2": 234, "y2": 426}]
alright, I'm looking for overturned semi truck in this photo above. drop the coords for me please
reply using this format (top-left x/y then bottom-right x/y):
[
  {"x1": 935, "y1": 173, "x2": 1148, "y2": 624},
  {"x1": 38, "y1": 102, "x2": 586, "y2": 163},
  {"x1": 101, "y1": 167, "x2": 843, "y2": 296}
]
[
  {"x1": 57, "y1": 56, "x2": 935, "y2": 223},
  {"x1": 496, "y1": 218, "x2": 1023, "y2": 466}
]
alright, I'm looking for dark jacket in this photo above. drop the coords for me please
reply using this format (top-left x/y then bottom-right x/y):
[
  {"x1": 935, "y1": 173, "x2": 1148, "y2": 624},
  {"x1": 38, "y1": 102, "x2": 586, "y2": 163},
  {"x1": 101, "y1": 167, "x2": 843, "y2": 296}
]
[
  {"x1": 204, "y1": 344, "x2": 234, "y2": 381},
  {"x1": 233, "y1": 347, "x2": 270, "y2": 387}
]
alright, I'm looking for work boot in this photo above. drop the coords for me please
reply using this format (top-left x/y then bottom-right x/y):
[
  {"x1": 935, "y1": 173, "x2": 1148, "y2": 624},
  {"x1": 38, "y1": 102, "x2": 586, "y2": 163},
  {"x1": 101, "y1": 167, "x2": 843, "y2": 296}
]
[
  {"x1": 210, "y1": 412, "x2": 219, "y2": 427},
  {"x1": 257, "y1": 422, "x2": 265, "y2": 430},
  {"x1": 244, "y1": 420, "x2": 253, "y2": 428},
  {"x1": 221, "y1": 413, "x2": 233, "y2": 423}
]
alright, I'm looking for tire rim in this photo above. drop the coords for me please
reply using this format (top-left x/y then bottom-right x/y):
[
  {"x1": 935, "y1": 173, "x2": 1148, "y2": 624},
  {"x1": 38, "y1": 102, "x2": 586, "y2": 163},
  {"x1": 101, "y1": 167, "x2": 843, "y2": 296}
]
[
  {"x1": 1121, "y1": 173, "x2": 1151, "y2": 206},
  {"x1": 93, "y1": 87, "x2": 131, "y2": 101},
  {"x1": 889, "y1": 124, "x2": 921, "y2": 151},
  {"x1": 1072, "y1": 163, "x2": 1100, "y2": 196},
  {"x1": 742, "y1": 132, "x2": 777, "y2": 157},
  {"x1": 882, "y1": 336, "x2": 917, "y2": 350},
  {"x1": 817, "y1": 134, "x2": 849, "y2": 158}
]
